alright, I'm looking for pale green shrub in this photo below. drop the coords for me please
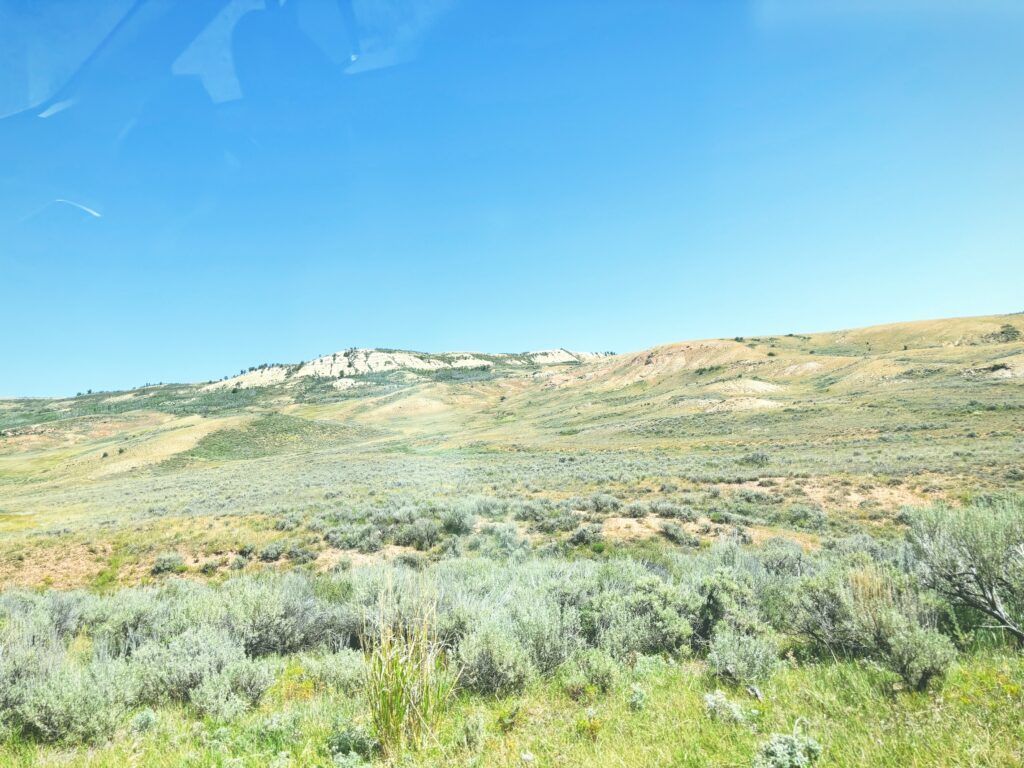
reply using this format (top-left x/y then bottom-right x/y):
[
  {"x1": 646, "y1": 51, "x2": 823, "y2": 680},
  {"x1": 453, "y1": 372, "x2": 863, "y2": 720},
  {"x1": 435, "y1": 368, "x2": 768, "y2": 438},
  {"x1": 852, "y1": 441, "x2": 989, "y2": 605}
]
[
  {"x1": 327, "y1": 721, "x2": 379, "y2": 761},
  {"x1": 628, "y1": 683, "x2": 647, "y2": 711},
  {"x1": 299, "y1": 649, "x2": 364, "y2": 692},
  {"x1": 458, "y1": 622, "x2": 535, "y2": 695},
  {"x1": 151, "y1": 552, "x2": 186, "y2": 575},
  {"x1": 910, "y1": 498, "x2": 1024, "y2": 645},
  {"x1": 17, "y1": 658, "x2": 129, "y2": 743},
  {"x1": 708, "y1": 626, "x2": 778, "y2": 684},
  {"x1": 442, "y1": 506, "x2": 476, "y2": 535},
  {"x1": 703, "y1": 689, "x2": 745, "y2": 724},
  {"x1": 569, "y1": 524, "x2": 603, "y2": 546},
  {"x1": 794, "y1": 559, "x2": 954, "y2": 690},
  {"x1": 129, "y1": 708, "x2": 157, "y2": 734},
  {"x1": 224, "y1": 573, "x2": 355, "y2": 655},
  {"x1": 558, "y1": 648, "x2": 619, "y2": 700},
  {"x1": 132, "y1": 625, "x2": 244, "y2": 703},
  {"x1": 753, "y1": 724, "x2": 822, "y2": 768}
]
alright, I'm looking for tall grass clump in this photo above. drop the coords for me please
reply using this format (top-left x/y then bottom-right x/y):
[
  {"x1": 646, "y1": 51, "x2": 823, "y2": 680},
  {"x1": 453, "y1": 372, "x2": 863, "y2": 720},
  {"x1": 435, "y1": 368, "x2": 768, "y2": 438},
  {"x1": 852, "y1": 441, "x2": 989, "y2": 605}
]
[{"x1": 363, "y1": 594, "x2": 456, "y2": 758}]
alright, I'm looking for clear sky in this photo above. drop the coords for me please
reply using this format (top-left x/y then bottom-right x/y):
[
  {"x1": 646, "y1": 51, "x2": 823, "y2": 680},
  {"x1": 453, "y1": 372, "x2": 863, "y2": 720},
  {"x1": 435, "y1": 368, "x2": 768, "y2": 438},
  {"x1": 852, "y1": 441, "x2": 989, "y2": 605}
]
[{"x1": 1, "y1": 1, "x2": 1023, "y2": 396}]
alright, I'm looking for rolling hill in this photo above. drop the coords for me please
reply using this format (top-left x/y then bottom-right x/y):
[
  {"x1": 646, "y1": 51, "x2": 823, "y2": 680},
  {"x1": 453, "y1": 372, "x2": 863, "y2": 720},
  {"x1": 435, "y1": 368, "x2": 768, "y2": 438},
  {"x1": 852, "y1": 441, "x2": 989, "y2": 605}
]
[{"x1": 1, "y1": 312, "x2": 1021, "y2": 588}]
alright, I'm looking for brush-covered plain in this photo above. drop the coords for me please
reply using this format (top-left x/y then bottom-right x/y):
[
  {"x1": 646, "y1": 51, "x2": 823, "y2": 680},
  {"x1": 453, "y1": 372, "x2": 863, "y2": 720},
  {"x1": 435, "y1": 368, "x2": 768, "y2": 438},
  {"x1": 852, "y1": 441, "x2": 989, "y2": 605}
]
[{"x1": 1, "y1": 314, "x2": 1023, "y2": 766}]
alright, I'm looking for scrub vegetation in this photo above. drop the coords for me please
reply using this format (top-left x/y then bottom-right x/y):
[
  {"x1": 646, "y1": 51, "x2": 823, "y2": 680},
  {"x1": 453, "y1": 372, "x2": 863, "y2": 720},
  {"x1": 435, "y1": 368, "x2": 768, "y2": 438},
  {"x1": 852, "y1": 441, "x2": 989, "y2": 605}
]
[{"x1": 1, "y1": 313, "x2": 1022, "y2": 766}]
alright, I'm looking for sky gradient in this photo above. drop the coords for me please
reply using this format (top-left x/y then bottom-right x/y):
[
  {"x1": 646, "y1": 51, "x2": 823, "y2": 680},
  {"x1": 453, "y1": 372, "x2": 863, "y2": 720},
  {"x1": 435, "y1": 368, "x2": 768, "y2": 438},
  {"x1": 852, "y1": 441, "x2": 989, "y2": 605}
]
[{"x1": 2, "y1": 1, "x2": 1023, "y2": 396}]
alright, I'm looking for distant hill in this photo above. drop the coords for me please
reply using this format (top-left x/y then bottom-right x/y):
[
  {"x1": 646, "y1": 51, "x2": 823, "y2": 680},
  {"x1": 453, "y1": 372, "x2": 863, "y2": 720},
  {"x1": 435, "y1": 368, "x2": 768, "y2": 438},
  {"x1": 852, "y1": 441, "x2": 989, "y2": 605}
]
[{"x1": 1, "y1": 311, "x2": 1022, "y2": 589}]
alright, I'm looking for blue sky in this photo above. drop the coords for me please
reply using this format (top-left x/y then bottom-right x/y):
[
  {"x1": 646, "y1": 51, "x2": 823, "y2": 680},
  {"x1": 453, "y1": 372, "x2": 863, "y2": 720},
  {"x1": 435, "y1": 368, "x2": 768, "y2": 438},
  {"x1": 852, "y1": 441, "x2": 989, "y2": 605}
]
[{"x1": 1, "y1": 1, "x2": 1023, "y2": 396}]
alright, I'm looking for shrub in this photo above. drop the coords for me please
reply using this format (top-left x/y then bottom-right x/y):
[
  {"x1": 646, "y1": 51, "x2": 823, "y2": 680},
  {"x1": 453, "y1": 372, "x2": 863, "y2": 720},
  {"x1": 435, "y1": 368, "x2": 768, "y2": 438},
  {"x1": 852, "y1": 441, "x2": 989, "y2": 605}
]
[
  {"x1": 299, "y1": 650, "x2": 365, "y2": 692},
  {"x1": 628, "y1": 683, "x2": 647, "y2": 711},
  {"x1": 660, "y1": 522, "x2": 699, "y2": 547},
  {"x1": 189, "y1": 671, "x2": 248, "y2": 721},
  {"x1": 703, "y1": 690, "x2": 745, "y2": 724},
  {"x1": 285, "y1": 542, "x2": 317, "y2": 564},
  {"x1": 455, "y1": 710, "x2": 486, "y2": 752},
  {"x1": 882, "y1": 622, "x2": 955, "y2": 692},
  {"x1": 984, "y1": 323, "x2": 1021, "y2": 343},
  {"x1": 458, "y1": 623, "x2": 535, "y2": 696},
  {"x1": 333, "y1": 752, "x2": 371, "y2": 768},
  {"x1": 558, "y1": 648, "x2": 619, "y2": 700},
  {"x1": 753, "y1": 724, "x2": 822, "y2": 768},
  {"x1": 581, "y1": 563, "x2": 693, "y2": 658},
  {"x1": 442, "y1": 507, "x2": 476, "y2": 535},
  {"x1": 480, "y1": 523, "x2": 530, "y2": 557},
  {"x1": 740, "y1": 452, "x2": 770, "y2": 468},
  {"x1": 569, "y1": 524, "x2": 603, "y2": 547},
  {"x1": 780, "y1": 504, "x2": 827, "y2": 531},
  {"x1": 408, "y1": 518, "x2": 441, "y2": 551},
  {"x1": 16, "y1": 659, "x2": 129, "y2": 743},
  {"x1": 909, "y1": 498, "x2": 1024, "y2": 645},
  {"x1": 708, "y1": 625, "x2": 778, "y2": 684},
  {"x1": 129, "y1": 708, "x2": 157, "y2": 734},
  {"x1": 574, "y1": 706, "x2": 602, "y2": 741},
  {"x1": 624, "y1": 501, "x2": 648, "y2": 519},
  {"x1": 588, "y1": 493, "x2": 622, "y2": 514},
  {"x1": 328, "y1": 721, "x2": 379, "y2": 761},
  {"x1": 225, "y1": 659, "x2": 275, "y2": 704},
  {"x1": 692, "y1": 568, "x2": 762, "y2": 648},
  {"x1": 794, "y1": 560, "x2": 954, "y2": 690},
  {"x1": 133, "y1": 626, "x2": 245, "y2": 703},
  {"x1": 224, "y1": 574, "x2": 354, "y2": 656},
  {"x1": 259, "y1": 541, "x2": 286, "y2": 562},
  {"x1": 151, "y1": 552, "x2": 186, "y2": 575}
]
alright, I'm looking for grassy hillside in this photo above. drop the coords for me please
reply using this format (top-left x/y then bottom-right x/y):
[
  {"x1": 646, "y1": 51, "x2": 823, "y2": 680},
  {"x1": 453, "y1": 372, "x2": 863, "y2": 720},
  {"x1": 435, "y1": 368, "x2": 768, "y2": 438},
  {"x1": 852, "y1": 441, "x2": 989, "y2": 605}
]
[{"x1": 1, "y1": 313, "x2": 1022, "y2": 767}]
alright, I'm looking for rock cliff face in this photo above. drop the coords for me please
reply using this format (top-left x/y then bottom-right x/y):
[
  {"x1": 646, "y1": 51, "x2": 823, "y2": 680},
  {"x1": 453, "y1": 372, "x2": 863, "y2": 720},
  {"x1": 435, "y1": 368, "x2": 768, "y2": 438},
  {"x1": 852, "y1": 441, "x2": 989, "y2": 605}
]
[{"x1": 203, "y1": 348, "x2": 609, "y2": 390}]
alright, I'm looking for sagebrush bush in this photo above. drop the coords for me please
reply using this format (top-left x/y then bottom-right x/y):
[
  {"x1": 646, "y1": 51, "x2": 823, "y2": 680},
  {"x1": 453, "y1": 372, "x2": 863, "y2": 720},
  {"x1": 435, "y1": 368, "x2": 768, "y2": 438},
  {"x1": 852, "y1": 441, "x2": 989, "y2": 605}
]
[
  {"x1": 569, "y1": 524, "x2": 603, "y2": 546},
  {"x1": 628, "y1": 683, "x2": 647, "y2": 711},
  {"x1": 660, "y1": 521, "x2": 699, "y2": 547},
  {"x1": 882, "y1": 622, "x2": 955, "y2": 692},
  {"x1": 624, "y1": 501, "x2": 648, "y2": 518},
  {"x1": 910, "y1": 498, "x2": 1024, "y2": 645},
  {"x1": 703, "y1": 689, "x2": 745, "y2": 724},
  {"x1": 299, "y1": 649, "x2": 365, "y2": 692},
  {"x1": 328, "y1": 721, "x2": 379, "y2": 761},
  {"x1": 258, "y1": 541, "x2": 286, "y2": 562},
  {"x1": 753, "y1": 724, "x2": 822, "y2": 768},
  {"x1": 581, "y1": 561, "x2": 693, "y2": 658},
  {"x1": 692, "y1": 567, "x2": 763, "y2": 648},
  {"x1": 794, "y1": 559, "x2": 954, "y2": 690},
  {"x1": 133, "y1": 625, "x2": 245, "y2": 703},
  {"x1": 224, "y1": 573, "x2": 355, "y2": 656},
  {"x1": 558, "y1": 648, "x2": 619, "y2": 700},
  {"x1": 129, "y1": 708, "x2": 157, "y2": 734},
  {"x1": 186, "y1": 658, "x2": 273, "y2": 720},
  {"x1": 708, "y1": 625, "x2": 778, "y2": 684},
  {"x1": 458, "y1": 622, "x2": 536, "y2": 695},
  {"x1": 151, "y1": 552, "x2": 186, "y2": 575},
  {"x1": 189, "y1": 671, "x2": 248, "y2": 721},
  {"x1": 16, "y1": 658, "x2": 130, "y2": 743},
  {"x1": 442, "y1": 506, "x2": 476, "y2": 535}
]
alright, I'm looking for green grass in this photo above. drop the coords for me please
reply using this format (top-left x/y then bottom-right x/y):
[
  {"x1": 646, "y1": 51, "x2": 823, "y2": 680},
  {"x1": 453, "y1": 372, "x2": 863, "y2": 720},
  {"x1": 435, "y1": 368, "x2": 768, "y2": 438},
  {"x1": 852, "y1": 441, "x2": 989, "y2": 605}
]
[{"x1": 1, "y1": 655, "x2": 1020, "y2": 767}]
